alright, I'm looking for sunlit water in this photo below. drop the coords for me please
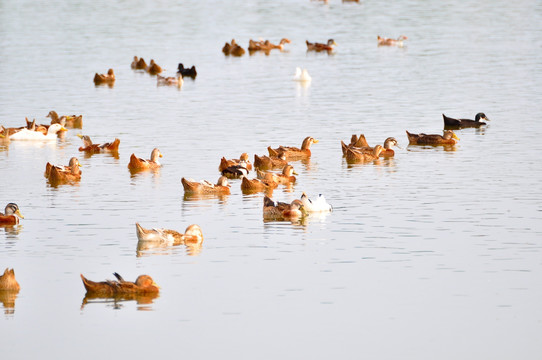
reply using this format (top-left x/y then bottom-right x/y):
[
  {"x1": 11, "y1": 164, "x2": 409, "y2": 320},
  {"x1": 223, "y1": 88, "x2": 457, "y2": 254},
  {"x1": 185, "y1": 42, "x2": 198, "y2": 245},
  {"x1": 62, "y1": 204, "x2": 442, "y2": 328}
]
[{"x1": 1, "y1": 0, "x2": 542, "y2": 359}]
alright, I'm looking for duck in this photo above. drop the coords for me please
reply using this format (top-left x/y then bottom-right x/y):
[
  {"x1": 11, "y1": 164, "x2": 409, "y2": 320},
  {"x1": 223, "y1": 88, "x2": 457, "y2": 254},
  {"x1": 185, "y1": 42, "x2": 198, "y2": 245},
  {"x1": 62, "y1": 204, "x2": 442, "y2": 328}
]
[
  {"x1": 177, "y1": 63, "x2": 197, "y2": 78},
  {"x1": 443, "y1": 113, "x2": 490, "y2": 128},
  {"x1": 222, "y1": 39, "x2": 245, "y2": 56},
  {"x1": 263, "y1": 196, "x2": 305, "y2": 219},
  {"x1": 135, "y1": 223, "x2": 203, "y2": 246},
  {"x1": 131, "y1": 56, "x2": 147, "y2": 70},
  {"x1": 345, "y1": 144, "x2": 384, "y2": 163},
  {"x1": 46, "y1": 157, "x2": 82, "y2": 183},
  {"x1": 181, "y1": 176, "x2": 231, "y2": 195},
  {"x1": 77, "y1": 134, "x2": 120, "y2": 153},
  {"x1": 268, "y1": 38, "x2": 291, "y2": 51},
  {"x1": 230, "y1": 43, "x2": 245, "y2": 57},
  {"x1": 252, "y1": 38, "x2": 291, "y2": 52},
  {"x1": 0, "y1": 268, "x2": 20, "y2": 291},
  {"x1": 257, "y1": 164, "x2": 297, "y2": 185},
  {"x1": 0, "y1": 203, "x2": 24, "y2": 225},
  {"x1": 306, "y1": 39, "x2": 337, "y2": 52},
  {"x1": 9, "y1": 123, "x2": 66, "y2": 141},
  {"x1": 93, "y1": 69, "x2": 115, "y2": 85},
  {"x1": 45, "y1": 156, "x2": 81, "y2": 178},
  {"x1": 221, "y1": 162, "x2": 249, "y2": 178},
  {"x1": 268, "y1": 136, "x2": 319, "y2": 160},
  {"x1": 131, "y1": 56, "x2": 140, "y2": 69},
  {"x1": 128, "y1": 148, "x2": 162, "y2": 172},
  {"x1": 146, "y1": 59, "x2": 163, "y2": 75},
  {"x1": 254, "y1": 153, "x2": 288, "y2": 170},
  {"x1": 293, "y1": 67, "x2": 312, "y2": 82},
  {"x1": 240, "y1": 176, "x2": 278, "y2": 194},
  {"x1": 300, "y1": 192, "x2": 333, "y2": 212},
  {"x1": 341, "y1": 134, "x2": 369, "y2": 155},
  {"x1": 248, "y1": 39, "x2": 266, "y2": 52},
  {"x1": 406, "y1": 130, "x2": 460, "y2": 145},
  {"x1": 377, "y1": 35, "x2": 408, "y2": 47},
  {"x1": 47, "y1": 110, "x2": 83, "y2": 129},
  {"x1": 343, "y1": 136, "x2": 399, "y2": 157},
  {"x1": 157, "y1": 74, "x2": 183, "y2": 87},
  {"x1": 80, "y1": 273, "x2": 160, "y2": 296},
  {"x1": 218, "y1": 153, "x2": 253, "y2": 172}
]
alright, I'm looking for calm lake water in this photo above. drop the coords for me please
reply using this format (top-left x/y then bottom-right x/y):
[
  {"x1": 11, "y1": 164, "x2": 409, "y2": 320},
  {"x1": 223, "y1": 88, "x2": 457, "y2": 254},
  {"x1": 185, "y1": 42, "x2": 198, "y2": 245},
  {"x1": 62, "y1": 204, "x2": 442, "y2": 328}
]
[{"x1": 1, "y1": 0, "x2": 542, "y2": 358}]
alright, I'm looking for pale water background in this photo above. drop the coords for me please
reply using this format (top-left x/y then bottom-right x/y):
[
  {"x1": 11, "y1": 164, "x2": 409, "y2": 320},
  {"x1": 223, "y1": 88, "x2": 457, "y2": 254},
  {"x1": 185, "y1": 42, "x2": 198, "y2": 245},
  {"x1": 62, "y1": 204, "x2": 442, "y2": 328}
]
[{"x1": 1, "y1": 0, "x2": 542, "y2": 359}]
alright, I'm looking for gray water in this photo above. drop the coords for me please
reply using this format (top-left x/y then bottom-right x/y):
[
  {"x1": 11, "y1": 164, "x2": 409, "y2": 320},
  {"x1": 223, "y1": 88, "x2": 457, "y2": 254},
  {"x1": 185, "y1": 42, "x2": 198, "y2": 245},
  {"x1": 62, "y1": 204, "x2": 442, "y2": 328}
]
[{"x1": 1, "y1": 0, "x2": 542, "y2": 359}]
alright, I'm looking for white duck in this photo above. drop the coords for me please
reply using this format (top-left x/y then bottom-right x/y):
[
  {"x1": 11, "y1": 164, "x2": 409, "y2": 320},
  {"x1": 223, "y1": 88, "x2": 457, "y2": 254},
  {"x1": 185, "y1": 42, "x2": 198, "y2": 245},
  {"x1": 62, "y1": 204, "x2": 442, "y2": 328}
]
[
  {"x1": 9, "y1": 123, "x2": 66, "y2": 141},
  {"x1": 135, "y1": 223, "x2": 203, "y2": 246},
  {"x1": 300, "y1": 192, "x2": 332, "y2": 212},
  {"x1": 293, "y1": 67, "x2": 312, "y2": 82}
]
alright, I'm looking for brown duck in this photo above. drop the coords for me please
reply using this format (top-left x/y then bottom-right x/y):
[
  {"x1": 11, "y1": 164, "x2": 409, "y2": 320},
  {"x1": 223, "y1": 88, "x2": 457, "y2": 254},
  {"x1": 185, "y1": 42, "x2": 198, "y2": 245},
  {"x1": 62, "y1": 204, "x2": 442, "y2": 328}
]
[
  {"x1": 181, "y1": 176, "x2": 231, "y2": 195},
  {"x1": 254, "y1": 153, "x2": 288, "y2": 170},
  {"x1": 128, "y1": 148, "x2": 162, "y2": 172},
  {"x1": 406, "y1": 130, "x2": 459, "y2": 145},
  {"x1": 77, "y1": 134, "x2": 120, "y2": 153},
  {"x1": 80, "y1": 273, "x2": 160, "y2": 296},
  {"x1": 219, "y1": 153, "x2": 253, "y2": 172},
  {"x1": 0, "y1": 268, "x2": 20, "y2": 291},
  {"x1": 94, "y1": 69, "x2": 115, "y2": 85},
  {"x1": 46, "y1": 157, "x2": 82, "y2": 183},
  {"x1": 268, "y1": 136, "x2": 318, "y2": 160}
]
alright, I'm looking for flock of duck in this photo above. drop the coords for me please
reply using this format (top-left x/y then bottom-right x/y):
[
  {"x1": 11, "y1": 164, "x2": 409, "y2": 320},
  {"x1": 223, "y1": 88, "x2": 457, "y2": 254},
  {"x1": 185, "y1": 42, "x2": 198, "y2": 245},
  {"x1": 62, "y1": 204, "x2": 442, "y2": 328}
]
[{"x1": 0, "y1": 32, "x2": 491, "y2": 305}]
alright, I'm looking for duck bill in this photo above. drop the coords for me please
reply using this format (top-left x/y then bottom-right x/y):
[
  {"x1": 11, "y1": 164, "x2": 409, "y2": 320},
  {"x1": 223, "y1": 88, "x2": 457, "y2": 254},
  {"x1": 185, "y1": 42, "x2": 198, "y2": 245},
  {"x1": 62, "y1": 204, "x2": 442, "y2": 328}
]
[
  {"x1": 293, "y1": 171, "x2": 299, "y2": 175},
  {"x1": 313, "y1": 139, "x2": 319, "y2": 144},
  {"x1": 152, "y1": 281, "x2": 161, "y2": 289},
  {"x1": 15, "y1": 210, "x2": 24, "y2": 219},
  {"x1": 452, "y1": 133, "x2": 460, "y2": 140},
  {"x1": 76, "y1": 134, "x2": 83, "y2": 139}
]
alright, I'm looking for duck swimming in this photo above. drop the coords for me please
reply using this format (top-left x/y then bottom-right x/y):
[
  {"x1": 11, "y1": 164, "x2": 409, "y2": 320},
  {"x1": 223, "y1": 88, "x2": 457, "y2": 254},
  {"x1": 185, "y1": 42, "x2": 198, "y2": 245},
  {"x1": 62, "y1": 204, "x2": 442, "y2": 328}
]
[
  {"x1": 177, "y1": 63, "x2": 197, "y2": 78},
  {"x1": 377, "y1": 35, "x2": 408, "y2": 47},
  {"x1": 254, "y1": 153, "x2": 288, "y2": 170},
  {"x1": 263, "y1": 196, "x2": 305, "y2": 220},
  {"x1": 219, "y1": 153, "x2": 253, "y2": 172},
  {"x1": 80, "y1": 273, "x2": 160, "y2": 296},
  {"x1": 46, "y1": 157, "x2": 82, "y2": 184},
  {"x1": 268, "y1": 136, "x2": 319, "y2": 160},
  {"x1": 293, "y1": 67, "x2": 311, "y2": 82},
  {"x1": 257, "y1": 164, "x2": 297, "y2": 185},
  {"x1": 221, "y1": 162, "x2": 249, "y2": 179},
  {"x1": 128, "y1": 148, "x2": 162, "y2": 172},
  {"x1": 0, "y1": 268, "x2": 20, "y2": 291},
  {"x1": 181, "y1": 176, "x2": 231, "y2": 195},
  {"x1": 157, "y1": 74, "x2": 183, "y2": 87},
  {"x1": 0, "y1": 203, "x2": 24, "y2": 225},
  {"x1": 443, "y1": 113, "x2": 490, "y2": 128},
  {"x1": 300, "y1": 192, "x2": 332, "y2": 212},
  {"x1": 9, "y1": 123, "x2": 66, "y2": 141},
  {"x1": 345, "y1": 144, "x2": 384, "y2": 163},
  {"x1": 136, "y1": 223, "x2": 203, "y2": 246},
  {"x1": 306, "y1": 39, "x2": 337, "y2": 52},
  {"x1": 240, "y1": 176, "x2": 278, "y2": 194},
  {"x1": 146, "y1": 59, "x2": 163, "y2": 75},
  {"x1": 77, "y1": 134, "x2": 120, "y2": 153},
  {"x1": 406, "y1": 130, "x2": 460, "y2": 145},
  {"x1": 47, "y1": 110, "x2": 83, "y2": 129},
  {"x1": 94, "y1": 69, "x2": 115, "y2": 85}
]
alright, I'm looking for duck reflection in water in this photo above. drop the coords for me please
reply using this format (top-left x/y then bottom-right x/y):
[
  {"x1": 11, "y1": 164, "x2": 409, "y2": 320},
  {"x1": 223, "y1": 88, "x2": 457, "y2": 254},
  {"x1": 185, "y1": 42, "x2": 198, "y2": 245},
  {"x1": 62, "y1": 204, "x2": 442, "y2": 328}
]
[
  {"x1": 135, "y1": 223, "x2": 203, "y2": 257},
  {"x1": 0, "y1": 268, "x2": 20, "y2": 315},
  {"x1": 81, "y1": 292, "x2": 159, "y2": 311}
]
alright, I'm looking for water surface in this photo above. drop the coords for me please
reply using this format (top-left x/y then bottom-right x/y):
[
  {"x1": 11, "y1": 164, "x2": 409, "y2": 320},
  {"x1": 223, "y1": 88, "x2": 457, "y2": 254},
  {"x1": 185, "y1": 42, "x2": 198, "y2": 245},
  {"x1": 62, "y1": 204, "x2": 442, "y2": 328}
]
[{"x1": 1, "y1": 0, "x2": 542, "y2": 359}]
